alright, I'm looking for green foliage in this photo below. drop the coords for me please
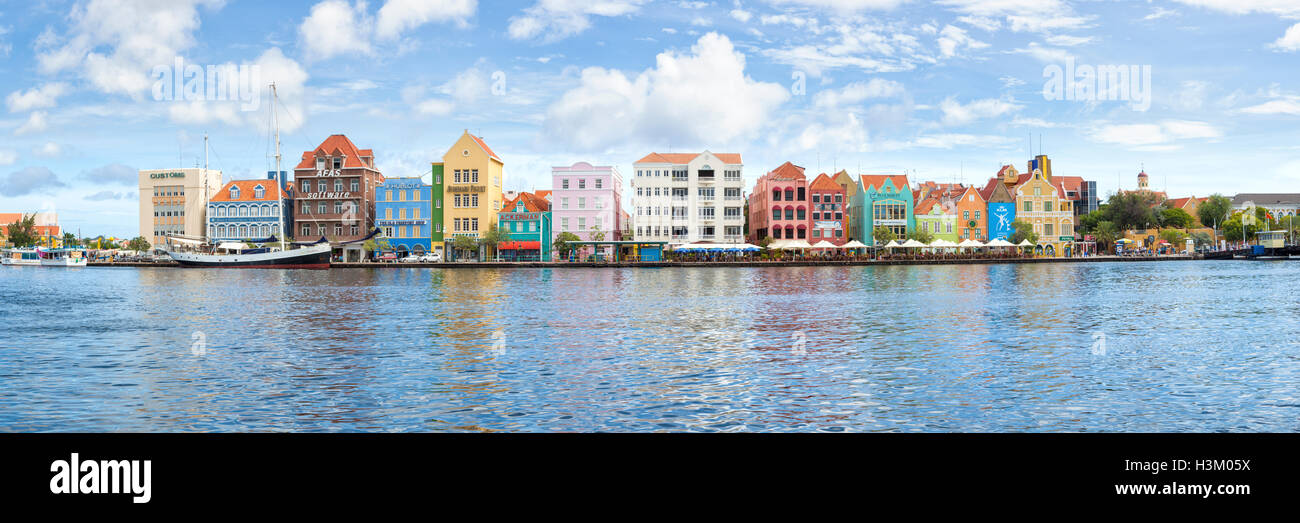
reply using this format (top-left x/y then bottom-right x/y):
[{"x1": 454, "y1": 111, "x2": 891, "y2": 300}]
[
  {"x1": 906, "y1": 228, "x2": 934, "y2": 244},
  {"x1": 4, "y1": 213, "x2": 38, "y2": 247},
  {"x1": 1159, "y1": 229, "x2": 1187, "y2": 245},
  {"x1": 1197, "y1": 194, "x2": 1232, "y2": 229},
  {"x1": 1009, "y1": 220, "x2": 1039, "y2": 245},
  {"x1": 872, "y1": 226, "x2": 897, "y2": 244},
  {"x1": 1103, "y1": 191, "x2": 1160, "y2": 230},
  {"x1": 1077, "y1": 209, "x2": 1105, "y2": 234},
  {"x1": 588, "y1": 225, "x2": 606, "y2": 242},
  {"x1": 1093, "y1": 221, "x2": 1120, "y2": 251},
  {"x1": 362, "y1": 237, "x2": 392, "y2": 253},
  {"x1": 126, "y1": 236, "x2": 151, "y2": 252},
  {"x1": 553, "y1": 231, "x2": 581, "y2": 256},
  {"x1": 1190, "y1": 231, "x2": 1214, "y2": 248},
  {"x1": 1160, "y1": 208, "x2": 1194, "y2": 229},
  {"x1": 755, "y1": 236, "x2": 773, "y2": 249}
]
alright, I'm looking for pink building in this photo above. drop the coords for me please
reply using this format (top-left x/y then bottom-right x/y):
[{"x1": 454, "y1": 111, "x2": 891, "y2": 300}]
[
  {"x1": 748, "y1": 161, "x2": 810, "y2": 242},
  {"x1": 552, "y1": 162, "x2": 624, "y2": 247}
]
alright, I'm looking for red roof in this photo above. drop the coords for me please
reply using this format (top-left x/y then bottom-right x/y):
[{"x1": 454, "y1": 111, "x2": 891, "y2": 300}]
[
  {"x1": 808, "y1": 172, "x2": 841, "y2": 191},
  {"x1": 1166, "y1": 196, "x2": 1204, "y2": 209},
  {"x1": 469, "y1": 133, "x2": 502, "y2": 163},
  {"x1": 635, "y1": 152, "x2": 743, "y2": 165},
  {"x1": 534, "y1": 190, "x2": 552, "y2": 201},
  {"x1": 914, "y1": 197, "x2": 942, "y2": 214},
  {"x1": 766, "y1": 161, "x2": 805, "y2": 180},
  {"x1": 503, "y1": 191, "x2": 550, "y2": 213},
  {"x1": 209, "y1": 180, "x2": 287, "y2": 202},
  {"x1": 861, "y1": 174, "x2": 909, "y2": 192},
  {"x1": 295, "y1": 134, "x2": 374, "y2": 170}
]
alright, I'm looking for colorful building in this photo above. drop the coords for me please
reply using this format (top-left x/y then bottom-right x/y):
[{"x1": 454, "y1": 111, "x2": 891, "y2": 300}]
[
  {"x1": 441, "y1": 130, "x2": 504, "y2": 260},
  {"x1": 552, "y1": 161, "x2": 624, "y2": 258},
  {"x1": 429, "y1": 163, "x2": 446, "y2": 257},
  {"x1": 980, "y1": 166, "x2": 1018, "y2": 241},
  {"x1": 1012, "y1": 156, "x2": 1074, "y2": 256},
  {"x1": 292, "y1": 134, "x2": 384, "y2": 262},
  {"x1": 632, "y1": 151, "x2": 745, "y2": 245},
  {"x1": 498, "y1": 191, "x2": 552, "y2": 261},
  {"x1": 809, "y1": 172, "x2": 848, "y2": 244},
  {"x1": 207, "y1": 173, "x2": 293, "y2": 242},
  {"x1": 848, "y1": 174, "x2": 913, "y2": 245},
  {"x1": 0, "y1": 212, "x2": 61, "y2": 247},
  {"x1": 138, "y1": 167, "x2": 223, "y2": 249},
  {"x1": 914, "y1": 197, "x2": 958, "y2": 242},
  {"x1": 748, "y1": 161, "x2": 809, "y2": 242},
  {"x1": 376, "y1": 177, "x2": 433, "y2": 257},
  {"x1": 954, "y1": 185, "x2": 987, "y2": 241}
]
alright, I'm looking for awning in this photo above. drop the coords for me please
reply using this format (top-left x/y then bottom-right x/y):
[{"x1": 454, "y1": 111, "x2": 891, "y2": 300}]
[{"x1": 500, "y1": 241, "x2": 541, "y2": 250}]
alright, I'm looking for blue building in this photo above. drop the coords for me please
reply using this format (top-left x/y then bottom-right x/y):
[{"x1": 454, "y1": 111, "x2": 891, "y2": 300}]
[
  {"x1": 207, "y1": 171, "x2": 293, "y2": 241},
  {"x1": 376, "y1": 177, "x2": 433, "y2": 257}
]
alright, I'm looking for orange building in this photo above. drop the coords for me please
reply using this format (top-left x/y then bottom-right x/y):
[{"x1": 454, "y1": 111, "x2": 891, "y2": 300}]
[{"x1": 954, "y1": 185, "x2": 987, "y2": 240}]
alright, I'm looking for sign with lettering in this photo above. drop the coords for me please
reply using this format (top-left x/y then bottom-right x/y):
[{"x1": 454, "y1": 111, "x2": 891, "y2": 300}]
[
  {"x1": 149, "y1": 172, "x2": 185, "y2": 179},
  {"x1": 316, "y1": 169, "x2": 344, "y2": 177},
  {"x1": 814, "y1": 220, "x2": 842, "y2": 230},
  {"x1": 500, "y1": 212, "x2": 541, "y2": 221},
  {"x1": 447, "y1": 185, "x2": 487, "y2": 193},
  {"x1": 988, "y1": 202, "x2": 1016, "y2": 241},
  {"x1": 304, "y1": 192, "x2": 353, "y2": 199}
]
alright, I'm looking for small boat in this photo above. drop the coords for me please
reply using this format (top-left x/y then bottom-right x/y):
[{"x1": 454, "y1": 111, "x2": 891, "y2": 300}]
[
  {"x1": 167, "y1": 237, "x2": 332, "y2": 269},
  {"x1": 37, "y1": 247, "x2": 88, "y2": 267},
  {"x1": 1, "y1": 248, "x2": 41, "y2": 266}
]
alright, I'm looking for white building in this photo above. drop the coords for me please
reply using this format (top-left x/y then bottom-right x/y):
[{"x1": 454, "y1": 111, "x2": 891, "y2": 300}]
[
  {"x1": 1231, "y1": 193, "x2": 1300, "y2": 218},
  {"x1": 138, "y1": 167, "x2": 223, "y2": 249},
  {"x1": 631, "y1": 151, "x2": 745, "y2": 245}
]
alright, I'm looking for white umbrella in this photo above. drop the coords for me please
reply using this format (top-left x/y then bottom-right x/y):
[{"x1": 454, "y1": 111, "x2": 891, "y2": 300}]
[
  {"x1": 900, "y1": 239, "x2": 927, "y2": 248},
  {"x1": 957, "y1": 239, "x2": 985, "y2": 249},
  {"x1": 931, "y1": 239, "x2": 958, "y2": 248},
  {"x1": 783, "y1": 240, "x2": 813, "y2": 250},
  {"x1": 986, "y1": 238, "x2": 1014, "y2": 247},
  {"x1": 882, "y1": 240, "x2": 901, "y2": 249},
  {"x1": 767, "y1": 240, "x2": 790, "y2": 250},
  {"x1": 811, "y1": 240, "x2": 838, "y2": 249},
  {"x1": 1016, "y1": 239, "x2": 1034, "y2": 247},
  {"x1": 842, "y1": 240, "x2": 868, "y2": 249}
]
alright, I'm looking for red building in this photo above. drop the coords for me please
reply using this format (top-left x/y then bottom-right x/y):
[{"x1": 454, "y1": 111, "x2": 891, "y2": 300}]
[
  {"x1": 293, "y1": 135, "x2": 384, "y2": 261},
  {"x1": 808, "y1": 173, "x2": 847, "y2": 245},
  {"x1": 748, "y1": 162, "x2": 809, "y2": 241}
]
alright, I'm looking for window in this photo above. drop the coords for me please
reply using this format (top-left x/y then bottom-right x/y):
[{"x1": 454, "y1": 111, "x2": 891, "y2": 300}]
[
  {"x1": 302, "y1": 202, "x2": 310, "y2": 214},
  {"x1": 1044, "y1": 223, "x2": 1054, "y2": 236},
  {"x1": 351, "y1": 180, "x2": 359, "y2": 192},
  {"x1": 318, "y1": 202, "x2": 327, "y2": 214},
  {"x1": 595, "y1": 178, "x2": 602, "y2": 189},
  {"x1": 335, "y1": 224, "x2": 343, "y2": 236},
  {"x1": 454, "y1": 170, "x2": 462, "y2": 184},
  {"x1": 332, "y1": 157, "x2": 342, "y2": 169},
  {"x1": 578, "y1": 217, "x2": 586, "y2": 230},
  {"x1": 317, "y1": 181, "x2": 327, "y2": 192},
  {"x1": 562, "y1": 179, "x2": 569, "y2": 189},
  {"x1": 334, "y1": 180, "x2": 344, "y2": 192},
  {"x1": 399, "y1": 208, "x2": 406, "y2": 220},
  {"x1": 334, "y1": 201, "x2": 343, "y2": 214},
  {"x1": 578, "y1": 179, "x2": 586, "y2": 189},
  {"x1": 974, "y1": 210, "x2": 981, "y2": 221},
  {"x1": 229, "y1": 187, "x2": 240, "y2": 199},
  {"x1": 1044, "y1": 201, "x2": 1053, "y2": 212},
  {"x1": 471, "y1": 169, "x2": 479, "y2": 183},
  {"x1": 578, "y1": 197, "x2": 586, "y2": 209},
  {"x1": 1023, "y1": 201, "x2": 1033, "y2": 212},
  {"x1": 302, "y1": 180, "x2": 310, "y2": 193}
]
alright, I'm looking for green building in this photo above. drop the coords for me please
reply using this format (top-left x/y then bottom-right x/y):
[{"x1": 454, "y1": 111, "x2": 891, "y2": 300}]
[{"x1": 431, "y1": 162, "x2": 445, "y2": 258}]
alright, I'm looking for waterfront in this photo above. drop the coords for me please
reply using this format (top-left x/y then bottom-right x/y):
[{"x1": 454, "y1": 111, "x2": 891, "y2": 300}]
[{"x1": 1, "y1": 261, "x2": 1298, "y2": 432}]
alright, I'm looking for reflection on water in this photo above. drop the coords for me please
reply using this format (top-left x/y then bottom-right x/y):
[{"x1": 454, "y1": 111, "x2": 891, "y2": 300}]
[{"x1": 1, "y1": 261, "x2": 1299, "y2": 432}]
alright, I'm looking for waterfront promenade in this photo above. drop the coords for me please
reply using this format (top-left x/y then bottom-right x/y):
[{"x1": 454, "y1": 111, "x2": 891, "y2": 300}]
[{"x1": 87, "y1": 254, "x2": 1195, "y2": 268}]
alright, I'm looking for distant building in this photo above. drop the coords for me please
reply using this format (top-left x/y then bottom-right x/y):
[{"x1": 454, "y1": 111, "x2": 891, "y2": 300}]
[
  {"x1": 0, "y1": 212, "x2": 60, "y2": 247},
  {"x1": 980, "y1": 167, "x2": 1017, "y2": 241},
  {"x1": 809, "y1": 172, "x2": 847, "y2": 245},
  {"x1": 206, "y1": 173, "x2": 293, "y2": 242},
  {"x1": 441, "y1": 130, "x2": 505, "y2": 260},
  {"x1": 954, "y1": 185, "x2": 987, "y2": 241},
  {"x1": 1231, "y1": 194, "x2": 1300, "y2": 218},
  {"x1": 632, "y1": 151, "x2": 744, "y2": 245},
  {"x1": 376, "y1": 177, "x2": 433, "y2": 257},
  {"x1": 292, "y1": 134, "x2": 384, "y2": 262},
  {"x1": 748, "y1": 161, "x2": 809, "y2": 242},
  {"x1": 552, "y1": 161, "x2": 624, "y2": 251},
  {"x1": 498, "y1": 191, "x2": 552, "y2": 261},
  {"x1": 848, "y1": 174, "x2": 913, "y2": 245},
  {"x1": 914, "y1": 197, "x2": 958, "y2": 242},
  {"x1": 138, "y1": 167, "x2": 223, "y2": 249}
]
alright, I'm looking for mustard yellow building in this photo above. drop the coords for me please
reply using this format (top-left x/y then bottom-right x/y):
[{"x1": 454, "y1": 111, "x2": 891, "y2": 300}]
[
  {"x1": 1013, "y1": 156, "x2": 1074, "y2": 257},
  {"x1": 440, "y1": 130, "x2": 504, "y2": 260}
]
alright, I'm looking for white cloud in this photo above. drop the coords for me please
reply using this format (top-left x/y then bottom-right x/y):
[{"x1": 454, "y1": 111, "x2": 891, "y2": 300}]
[
  {"x1": 730, "y1": 9, "x2": 753, "y2": 23},
  {"x1": 375, "y1": 0, "x2": 476, "y2": 38},
  {"x1": 956, "y1": 15, "x2": 1000, "y2": 32},
  {"x1": 35, "y1": 142, "x2": 62, "y2": 157},
  {"x1": 1010, "y1": 116, "x2": 1060, "y2": 128},
  {"x1": 166, "y1": 47, "x2": 309, "y2": 131},
  {"x1": 939, "y1": 0, "x2": 1093, "y2": 33},
  {"x1": 1239, "y1": 96, "x2": 1300, "y2": 115},
  {"x1": 0, "y1": 149, "x2": 16, "y2": 166},
  {"x1": 1168, "y1": 0, "x2": 1300, "y2": 17},
  {"x1": 938, "y1": 97, "x2": 1020, "y2": 126},
  {"x1": 937, "y1": 24, "x2": 987, "y2": 58},
  {"x1": 761, "y1": 23, "x2": 927, "y2": 76},
  {"x1": 1045, "y1": 34, "x2": 1092, "y2": 47},
  {"x1": 1010, "y1": 42, "x2": 1072, "y2": 63},
  {"x1": 1271, "y1": 23, "x2": 1300, "y2": 51},
  {"x1": 906, "y1": 133, "x2": 1018, "y2": 149},
  {"x1": 1171, "y1": 80, "x2": 1209, "y2": 111},
  {"x1": 763, "y1": 0, "x2": 906, "y2": 10},
  {"x1": 1145, "y1": 7, "x2": 1177, "y2": 20},
  {"x1": 414, "y1": 99, "x2": 455, "y2": 116},
  {"x1": 542, "y1": 32, "x2": 789, "y2": 151},
  {"x1": 36, "y1": 0, "x2": 223, "y2": 98},
  {"x1": 1087, "y1": 120, "x2": 1222, "y2": 148},
  {"x1": 6, "y1": 83, "x2": 71, "y2": 112},
  {"x1": 300, "y1": 0, "x2": 372, "y2": 61},
  {"x1": 508, "y1": 1, "x2": 647, "y2": 42},
  {"x1": 14, "y1": 111, "x2": 49, "y2": 136},
  {"x1": 814, "y1": 78, "x2": 904, "y2": 107}
]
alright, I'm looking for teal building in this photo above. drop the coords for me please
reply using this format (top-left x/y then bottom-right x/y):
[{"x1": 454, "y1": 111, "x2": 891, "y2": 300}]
[
  {"x1": 848, "y1": 174, "x2": 914, "y2": 245},
  {"x1": 497, "y1": 192, "x2": 552, "y2": 261}
]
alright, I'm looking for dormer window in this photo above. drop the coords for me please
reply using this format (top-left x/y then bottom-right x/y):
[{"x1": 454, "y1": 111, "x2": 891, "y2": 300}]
[
  {"x1": 254, "y1": 185, "x2": 265, "y2": 199},
  {"x1": 316, "y1": 157, "x2": 325, "y2": 170},
  {"x1": 332, "y1": 157, "x2": 343, "y2": 169},
  {"x1": 229, "y1": 186, "x2": 240, "y2": 199}
]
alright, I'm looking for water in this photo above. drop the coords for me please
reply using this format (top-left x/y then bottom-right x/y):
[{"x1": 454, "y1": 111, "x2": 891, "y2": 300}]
[{"x1": 1, "y1": 261, "x2": 1298, "y2": 432}]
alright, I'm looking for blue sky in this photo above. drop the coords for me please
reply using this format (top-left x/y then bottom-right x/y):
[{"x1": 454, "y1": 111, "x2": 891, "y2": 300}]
[{"x1": 3, "y1": 0, "x2": 1300, "y2": 237}]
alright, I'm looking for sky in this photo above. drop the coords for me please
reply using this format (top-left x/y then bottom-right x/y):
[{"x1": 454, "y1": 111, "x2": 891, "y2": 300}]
[{"x1": 2, "y1": 0, "x2": 1300, "y2": 238}]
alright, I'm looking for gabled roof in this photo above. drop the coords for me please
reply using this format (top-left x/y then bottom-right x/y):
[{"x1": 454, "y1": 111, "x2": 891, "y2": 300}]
[
  {"x1": 766, "y1": 161, "x2": 806, "y2": 180},
  {"x1": 534, "y1": 190, "x2": 552, "y2": 201},
  {"x1": 860, "y1": 174, "x2": 909, "y2": 193},
  {"x1": 915, "y1": 197, "x2": 942, "y2": 215},
  {"x1": 956, "y1": 184, "x2": 985, "y2": 204},
  {"x1": 1012, "y1": 170, "x2": 1066, "y2": 199},
  {"x1": 504, "y1": 191, "x2": 550, "y2": 213},
  {"x1": 209, "y1": 179, "x2": 286, "y2": 202},
  {"x1": 1166, "y1": 196, "x2": 1202, "y2": 209},
  {"x1": 295, "y1": 134, "x2": 373, "y2": 169},
  {"x1": 469, "y1": 133, "x2": 502, "y2": 163},
  {"x1": 809, "y1": 172, "x2": 841, "y2": 191},
  {"x1": 1056, "y1": 176, "x2": 1084, "y2": 198},
  {"x1": 635, "y1": 151, "x2": 743, "y2": 165}
]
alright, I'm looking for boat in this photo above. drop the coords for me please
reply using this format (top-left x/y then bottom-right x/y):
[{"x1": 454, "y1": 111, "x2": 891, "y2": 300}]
[
  {"x1": 37, "y1": 247, "x2": 88, "y2": 267},
  {"x1": 1, "y1": 248, "x2": 41, "y2": 266},
  {"x1": 164, "y1": 83, "x2": 332, "y2": 270}
]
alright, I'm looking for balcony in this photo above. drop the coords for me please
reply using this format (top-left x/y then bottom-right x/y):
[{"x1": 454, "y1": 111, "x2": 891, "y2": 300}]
[
  {"x1": 723, "y1": 234, "x2": 742, "y2": 242},
  {"x1": 671, "y1": 176, "x2": 688, "y2": 183},
  {"x1": 671, "y1": 234, "x2": 690, "y2": 242},
  {"x1": 724, "y1": 215, "x2": 742, "y2": 221},
  {"x1": 672, "y1": 196, "x2": 689, "y2": 202}
]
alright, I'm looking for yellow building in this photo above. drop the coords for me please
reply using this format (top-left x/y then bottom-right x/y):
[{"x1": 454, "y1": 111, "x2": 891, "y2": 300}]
[
  {"x1": 1012, "y1": 163, "x2": 1074, "y2": 257},
  {"x1": 440, "y1": 130, "x2": 504, "y2": 259}
]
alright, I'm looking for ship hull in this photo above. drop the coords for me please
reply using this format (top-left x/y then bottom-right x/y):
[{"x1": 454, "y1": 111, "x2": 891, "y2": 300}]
[{"x1": 167, "y1": 244, "x2": 332, "y2": 269}]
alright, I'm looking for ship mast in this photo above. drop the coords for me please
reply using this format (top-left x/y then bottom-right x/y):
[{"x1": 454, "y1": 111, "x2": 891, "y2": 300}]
[{"x1": 272, "y1": 82, "x2": 286, "y2": 249}]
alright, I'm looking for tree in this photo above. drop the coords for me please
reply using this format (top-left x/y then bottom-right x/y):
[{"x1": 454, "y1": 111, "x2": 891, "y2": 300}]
[
  {"x1": 1190, "y1": 231, "x2": 1214, "y2": 249},
  {"x1": 1077, "y1": 209, "x2": 1105, "y2": 234},
  {"x1": 480, "y1": 223, "x2": 508, "y2": 259},
  {"x1": 1009, "y1": 220, "x2": 1039, "y2": 245},
  {"x1": 906, "y1": 228, "x2": 934, "y2": 244},
  {"x1": 126, "y1": 237, "x2": 151, "y2": 252},
  {"x1": 1105, "y1": 191, "x2": 1159, "y2": 230},
  {"x1": 362, "y1": 237, "x2": 392, "y2": 255},
  {"x1": 872, "y1": 226, "x2": 897, "y2": 244},
  {"x1": 553, "y1": 231, "x2": 581, "y2": 258},
  {"x1": 1093, "y1": 221, "x2": 1120, "y2": 252},
  {"x1": 1159, "y1": 229, "x2": 1187, "y2": 246},
  {"x1": 4, "y1": 213, "x2": 38, "y2": 247},
  {"x1": 588, "y1": 224, "x2": 606, "y2": 242},
  {"x1": 1197, "y1": 194, "x2": 1231, "y2": 230},
  {"x1": 755, "y1": 236, "x2": 772, "y2": 249},
  {"x1": 451, "y1": 235, "x2": 477, "y2": 260},
  {"x1": 1160, "y1": 208, "x2": 1194, "y2": 229},
  {"x1": 62, "y1": 232, "x2": 77, "y2": 246}
]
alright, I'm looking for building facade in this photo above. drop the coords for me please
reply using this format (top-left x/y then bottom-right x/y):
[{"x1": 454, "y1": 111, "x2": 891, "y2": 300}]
[
  {"x1": 376, "y1": 177, "x2": 433, "y2": 256},
  {"x1": 632, "y1": 151, "x2": 745, "y2": 245},
  {"x1": 138, "y1": 167, "x2": 223, "y2": 249},
  {"x1": 292, "y1": 135, "x2": 384, "y2": 262},
  {"x1": 498, "y1": 192, "x2": 552, "y2": 261},
  {"x1": 1013, "y1": 161, "x2": 1074, "y2": 256},
  {"x1": 1231, "y1": 194, "x2": 1300, "y2": 218},
  {"x1": 207, "y1": 173, "x2": 292, "y2": 242},
  {"x1": 915, "y1": 198, "x2": 958, "y2": 242},
  {"x1": 981, "y1": 166, "x2": 1019, "y2": 241},
  {"x1": 954, "y1": 185, "x2": 987, "y2": 241},
  {"x1": 441, "y1": 131, "x2": 505, "y2": 260},
  {"x1": 848, "y1": 174, "x2": 913, "y2": 245},
  {"x1": 0, "y1": 212, "x2": 60, "y2": 247},
  {"x1": 552, "y1": 161, "x2": 624, "y2": 250},
  {"x1": 429, "y1": 163, "x2": 446, "y2": 256},
  {"x1": 748, "y1": 162, "x2": 809, "y2": 242},
  {"x1": 809, "y1": 172, "x2": 848, "y2": 244}
]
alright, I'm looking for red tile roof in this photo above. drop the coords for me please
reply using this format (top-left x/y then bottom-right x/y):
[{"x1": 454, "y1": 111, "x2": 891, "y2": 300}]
[
  {"x1": 808, "y1": 172, "x2": 841, "y2": 191},
  {"x1": 209, "y1": 179, "x2": 287, "y2": 202},
  {"x1": 504, "y1": 191, "x2": 550, "y2": 213},
  {"x1": 635, "y1": 152, "x2": 743, "y2": 164},
  {"x1": 295, "y1": 134, "x2": 374, "y2": 169},
  {"x1": 766, "y1": 161, "x2": 805, "y2": 180},
  {"x1": 914, "y1": 197, "x2": 942, "y2": 214},
  {"x1": 860, "y1": 174, "x2": 909, "y2": 192},
  {"x1": 534, "y1": 190, "x2": 552, "y2": 201},
  {"x1": 469, "y1": 133, "x2": 502, "y2": 163}
]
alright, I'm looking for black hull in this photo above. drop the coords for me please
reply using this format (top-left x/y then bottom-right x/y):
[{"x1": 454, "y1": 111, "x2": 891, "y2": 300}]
[{"x1": 172, "y1": 249, "x2": 331, "y2": 269}]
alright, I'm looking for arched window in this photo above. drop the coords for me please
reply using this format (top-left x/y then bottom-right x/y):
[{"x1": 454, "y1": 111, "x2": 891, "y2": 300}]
[
  {"x1": 229, "y1": 186, "x2": 239, "y2": 199},
  {"x1": 772, "y1": 189, "x2": 781, "y2": 201},
  {"x1": 772, "y1": 227, "x2": 782, "y2": 239},
  {"x1": 253, "y1": 185, "x2": 265, "y2": 199}
]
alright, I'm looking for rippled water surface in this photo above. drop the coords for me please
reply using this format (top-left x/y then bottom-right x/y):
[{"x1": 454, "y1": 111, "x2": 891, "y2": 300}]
[{"x1": 2, "y1": 261, "x2": 1298, "y2": 432}]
